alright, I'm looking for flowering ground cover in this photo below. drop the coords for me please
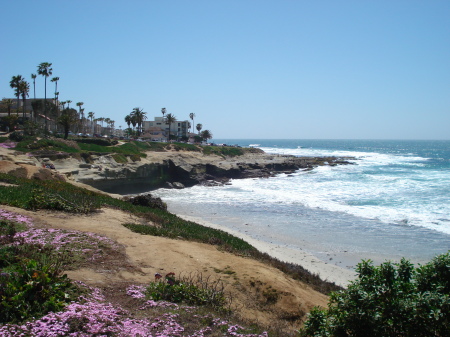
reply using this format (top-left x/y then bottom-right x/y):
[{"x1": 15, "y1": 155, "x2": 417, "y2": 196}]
[
  {"x1": 0, "y1": 142, "x2": 16, "y2": 149},
  {"x1": 0, "y1": 209, "x2": 269, "y2": 336}
]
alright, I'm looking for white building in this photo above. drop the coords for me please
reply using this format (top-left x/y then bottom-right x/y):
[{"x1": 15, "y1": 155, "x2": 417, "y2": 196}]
[{"x1": 142, "y1": 117, "x2": 190, "y2": 140}]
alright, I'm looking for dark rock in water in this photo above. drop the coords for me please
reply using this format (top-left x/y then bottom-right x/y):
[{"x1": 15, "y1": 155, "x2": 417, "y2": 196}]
[
  {"x1": 124, "y1": 193, "x2": 167, "y2": 210},
  {"x1": 165, "y1": 182, "x2": 174, "y2": 188}
]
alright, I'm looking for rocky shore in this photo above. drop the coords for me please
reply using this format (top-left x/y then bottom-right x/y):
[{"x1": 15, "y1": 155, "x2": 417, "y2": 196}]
[{"x1": 0, "y1": 143, "x2": 354, "y2": 194}]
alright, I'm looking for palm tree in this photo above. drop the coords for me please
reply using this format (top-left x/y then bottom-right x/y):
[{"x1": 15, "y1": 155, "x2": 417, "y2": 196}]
[
  {"x1": 110, "y1": 120, "x2": 115, "y2": 136},
  {"x1": 189, "y1": 113, "x2": 195, "y2": 133},
  {"x1": 37, "y1": 62, "x2": 53, "y2": 130},
  {"x1": 88, "y1": 111, "x2": 95, "y2": 134},
  {"x1": 66, "y1": 100, "x2": 72, "y2": 109},
  {"x1": 10, "y1": 75, "x2": 24, "y2": 112},
  {"x1": 76, "y1": 102, "x2": 84, "y2": 133},
  {"x1": 105, "y1": 118, "x2": 112, "y2": 135},
  {"x1": 161, "y1": 107, "x2": 166, "y2": 119},
  {"x1": 130, "y1": 107, "x2": 147, "y2": 136},
  {"x1": 93, "y1": 118, "x2": 100, "y2": 134},
  {"x1": 196, "y1": 123, "x2": 203, "y2": 135},
  {"x1": 31, "y1": 74, "x2": 36, "y2": 99},
  {"x1": 18, "y1": 80, "x2": 30, "y2": 119},
  {"x1": 51, "y1": 77, "x2": 59, "y2": 101},
  {"x1": 2, "y1": 99, "x2": 14, "y2": 117},
  {"x1": 166, "y1": 113, "x2": 176, "y2": 141},
  {"x1": 124, "y1": 114, "x2": 131, "y2": 130},
  {"x1": 130, "y1": 115, "x2": 137, "y2": 133},
  {"x1": 98, "y1": 117, "x2": 105, "y2": 134}
]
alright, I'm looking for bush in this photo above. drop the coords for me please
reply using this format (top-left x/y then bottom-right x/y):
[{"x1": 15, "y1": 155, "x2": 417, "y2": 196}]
[
  {"x1": 124, "y1": 193, "x2": 167, "y2": 210},
  {"x1": 146, "y1": 272, "x2": 227, "y2": 309},
  {"x1": 0, "y1": 259, "x2": 79, "y2": 324},
  {"x1": 8, "y1": 131, "x2": 24, "y2": 142},
  {"x1": 0, "y1": 217, "x2": 80, "y2": 324},
  {"x1": 300, "y1": 252, "x2": 450, "y2": 337}
]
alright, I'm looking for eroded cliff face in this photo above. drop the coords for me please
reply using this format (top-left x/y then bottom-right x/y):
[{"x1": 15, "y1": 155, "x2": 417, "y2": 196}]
[{"x1": 49, "y1": 151, "x2": 352, "y2": 194}]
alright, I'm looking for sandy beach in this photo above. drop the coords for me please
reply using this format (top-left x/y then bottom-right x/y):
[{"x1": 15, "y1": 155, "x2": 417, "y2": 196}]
[{"x1": 171, "y1": 212, "x2": 357, "y2": 288}]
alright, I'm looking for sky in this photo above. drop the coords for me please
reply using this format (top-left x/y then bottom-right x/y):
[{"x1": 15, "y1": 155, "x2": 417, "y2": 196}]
[{"x1": 2, "y1": 0, "x2": 450, "y2": 140}]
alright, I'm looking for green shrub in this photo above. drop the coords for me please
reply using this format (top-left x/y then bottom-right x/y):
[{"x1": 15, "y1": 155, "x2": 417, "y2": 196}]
[
  {"x1": 146, "y1": 272, "x2": 227, "y2": 309},
  {"x1": 8, "y1": 131, "x2": 24, "y2": 142},
  {"x1": 300, "y1": 252, "x2": 450, "y2": 337},
  {"x1": 0, "y1": 258, "x2": 79, "y2": 324}
]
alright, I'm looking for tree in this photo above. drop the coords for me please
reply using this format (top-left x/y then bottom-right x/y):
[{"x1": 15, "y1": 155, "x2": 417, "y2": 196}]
[
  {"x1": 57, "y1": 108, "x2": 78, "y2": 139},
  {"x1": 161, "y1": 107, "x2": 166, "y2": 119},
  {"x1": 130, "y1": 107, "x2": 147, "y2": 136},
  {"x1": 66, "y1": 100, "x2": 72, "y2": 109},
  {"x1": 9, "y1": 75, "x2": 24, "y2": 111},
  {"x1": 200, "y1": 129, "x2": 213, "y2": 143},
  {"x1": 31, "y1": 74, "x2": 37, "y2": 100},
  {"x1": 124, "y1": 114, "x2": 131, "y2": 130},
  {"x1": 51, "y1": 77, "x2": 60, "y2": 124},
  {"x1": 300, "y1": 252, "x2": 450, "y2": 337},
  {"x1": 104, "y1": 117, "x2": 111, "y2": 135},
  {"x1": 189, "y1": 112, "x2": 195, "y2": 133},
  {"x1": 2, "y1": 98, "x2": 14, "y2": 117},
  {"x1": 76, "y1": 102, "x2": 84, "y2": 133},
  {"x1": 87, "y1": 111, "x2": 95, "y2": 134},
  {"x1": 51, "y1": 77, "x2": 59, "y2": 101},
  {"x1": 2, "y1": 115, "x2": 18, "y2": 132},
  {"x1": 130, "y1": 115, "x2": 137, "y2": 133},
  {"x1": 166, "y1": 113, "x2": 176, "y2": 141},
  {"x1": 196, "y1": 123, "x2": 202, "y2": 134},
  {"x1": 37, "y1": 62, "x2": 52, "y2": 130},
  {"x1": 18, "y1": 80, "x2": 30, "y2": 119}
]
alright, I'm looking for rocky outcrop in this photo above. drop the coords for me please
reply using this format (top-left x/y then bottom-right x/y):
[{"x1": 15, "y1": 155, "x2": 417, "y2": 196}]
[
  {"x1": 3, "y1": 146, "x2": 353, "y2": 195},
  {"x1": 60, "y1": 153, "x2": 353, "y2": 194}
]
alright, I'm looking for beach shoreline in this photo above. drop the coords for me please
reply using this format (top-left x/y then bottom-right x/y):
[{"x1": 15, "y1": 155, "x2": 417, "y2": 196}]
[{"x1": 170, "y1": 210, "x2": 357, "y2": 288}]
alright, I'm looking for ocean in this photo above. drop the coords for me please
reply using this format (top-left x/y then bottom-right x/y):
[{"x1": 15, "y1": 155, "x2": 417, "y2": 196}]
[{"x1": 151, "y1": 139, "x2": 450, "y2": 270}]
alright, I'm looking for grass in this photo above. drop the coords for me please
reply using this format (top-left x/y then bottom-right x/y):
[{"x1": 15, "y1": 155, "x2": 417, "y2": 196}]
[{"x1": 12, "y1": 136, "x2": 263, "y2": 159}]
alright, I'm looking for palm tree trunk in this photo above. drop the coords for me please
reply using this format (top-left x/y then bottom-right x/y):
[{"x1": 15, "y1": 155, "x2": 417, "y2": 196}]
[{"x1": 44, "y1": 77, "x2": 48, "y2": 131}]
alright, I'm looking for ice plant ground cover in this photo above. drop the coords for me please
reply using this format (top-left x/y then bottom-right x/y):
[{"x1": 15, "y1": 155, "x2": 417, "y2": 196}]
[
  {"x1": 0, "y1": 142, "x2": 16, "y2": 149},
  {"x1": 0, "y1": 209, "x2": 268, "y2": 336}
]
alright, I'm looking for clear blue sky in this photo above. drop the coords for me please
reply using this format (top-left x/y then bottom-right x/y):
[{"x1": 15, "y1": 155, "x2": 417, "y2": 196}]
[{"x1": 2, "y1": 0, "x2": 449, "y2": 139}]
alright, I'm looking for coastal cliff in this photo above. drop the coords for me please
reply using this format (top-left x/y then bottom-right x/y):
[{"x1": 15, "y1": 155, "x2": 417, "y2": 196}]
[
  {"x1": 0, "y1": 140, "x2": 353, "y2": 194},
  {"x1": 51, "y1": 149, "x2": 353, "y2": 194}
]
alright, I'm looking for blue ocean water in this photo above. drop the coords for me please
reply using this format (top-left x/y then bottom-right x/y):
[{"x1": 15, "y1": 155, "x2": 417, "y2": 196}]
[{"x1": 152, "y1": 140, "x2": 450, "y2": 269}]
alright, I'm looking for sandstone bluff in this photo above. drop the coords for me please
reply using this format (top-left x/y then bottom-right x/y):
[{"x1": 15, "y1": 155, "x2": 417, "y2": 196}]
[{"x1": 1, "y1": 145, "x2": 353, "y2": 194}]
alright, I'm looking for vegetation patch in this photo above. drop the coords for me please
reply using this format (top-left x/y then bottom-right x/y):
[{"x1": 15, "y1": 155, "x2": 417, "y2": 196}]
[
  {"x1": 112, "y1": 153, "x2": 128, "y2": 163},
  {"x1": 300, "y1": 254, "x2": 450, "y2": 337},
  {"x1": 0, "y1": 211, "x2": 82, "y2": 324},
  {"x1": 146, "y1": 272, "x2": 227, "y2": 309},
  {"x1": 14, "y1": 137, "x2": 80, "y2": 153}
]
